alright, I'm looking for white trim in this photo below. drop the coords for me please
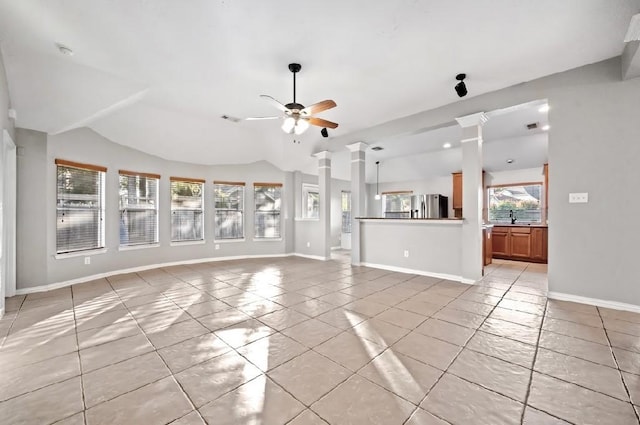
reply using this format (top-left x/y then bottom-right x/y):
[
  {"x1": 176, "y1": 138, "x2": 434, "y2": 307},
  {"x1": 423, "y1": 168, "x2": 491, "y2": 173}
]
[
  {"x1": 360, "y1": 262, "x2": 466, "y2": 283},
  {"x1": 213, "y1": 238, "x2": 246, "y2": 244},
  {"x1": 313, "y1": 151, "x2": 331, "y2": 160},
  {"x1": 293, "y1": 253, "x2": 329, "y2": 261},
  {"x1": 55, "y1": 248, "x2": 108, "y2": 260},
  {"x1": 294, "y1": 217, "x2": 320, "y2": 222},
  {"x1": 0, "y1": 307, "x2": 4, "y2": 318},
  {"x1": 318, "y1": 165, "x2": 331, "y2": 169},
  {"x1": 548, "y1": 291, "x2": 640, "y2": 314},
  {"x1": 170, "y1": 240, "x2": 206, "y2": 247},
  {"x1": 346, "y1": 142, "x2": 368, "y2": 152},
  {"x1": 119, "y1": 243, "x2": 161, "y2": 251},
  {"x1": 460, "y1": 278, "x2": 477, "y2": 285},
  {"x1": 252, "y1": 238, "x2": 283, "y2": 242},
  {"x1": 330, "y1": 246, "x2": 342, "y2": 251},
  {"x1": 350, "y1": 158, "x2": 365, "y2": 163},
  {"x1": 15, "y1": 253, "x2": 295, "y2": 295}
]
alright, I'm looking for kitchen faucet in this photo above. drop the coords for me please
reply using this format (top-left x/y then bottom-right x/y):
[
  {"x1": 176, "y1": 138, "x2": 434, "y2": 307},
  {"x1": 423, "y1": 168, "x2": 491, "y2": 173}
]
[{"x1": 509, "y1": 209, "x2": 517, "y2": 224}]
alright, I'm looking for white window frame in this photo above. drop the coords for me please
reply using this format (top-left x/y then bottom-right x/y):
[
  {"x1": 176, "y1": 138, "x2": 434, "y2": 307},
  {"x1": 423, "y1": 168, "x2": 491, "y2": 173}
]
[
  {"x1": 254, "y1": 183, "x2": 282, "y2": 240},
  {"x1": 487, "y1": 182, "x2": 543, "y2": 224},
  {"x1": 170, "y1": 178, "x2": 205, "y2": 243},
  {"x1": 55, "y1": 160, "x2": 106, "y2": 255},
  {"x1": 119, "y1": 171, "x2": 160, "y2": 248},
  {"x1": 214, "y1": 182, "x2": 245, "y2": 241},
  {"x1": 302, "y1": 183, "x2": 320, "y2": 220}
]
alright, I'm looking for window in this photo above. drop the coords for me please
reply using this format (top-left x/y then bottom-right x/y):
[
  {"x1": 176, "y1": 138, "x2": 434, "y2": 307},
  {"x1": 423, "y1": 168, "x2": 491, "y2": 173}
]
[
  {"x1": 171, "y1": 177, "x2": 204, "y2": 242},
  {"x1": 56, "y1": 159, "x2": 106, "y2": 254},
  {"x1": 214, "y1": 182, "x2": 244, "y2": 240},
  {"x1": 254, "y1": 183, "x2": 282, "y2": 239},
  {"x1": 341, "y1": 191, "x2": 351, "y2": 233},
  {"x1": 488, "y1": 183, "x2": 542, "y2": 224},
  {"x1": 119, "y1": 170, "x2": 159, "y2": 246},
  {"x1": 382, "y1": 191, "x2": 412, "y2": 218},
  {"x1": 302, "y1": 183, "x2": 319, "y2": 219}
]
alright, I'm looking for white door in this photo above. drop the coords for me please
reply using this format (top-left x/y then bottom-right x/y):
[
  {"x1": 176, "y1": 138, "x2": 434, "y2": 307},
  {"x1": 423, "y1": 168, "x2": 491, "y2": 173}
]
[
  {"x1": 1, "y1": 130, "x2": 17, "y2": 314},
  {"x1": 341, "y1": 191, "x2": 352, "y2": 250}
]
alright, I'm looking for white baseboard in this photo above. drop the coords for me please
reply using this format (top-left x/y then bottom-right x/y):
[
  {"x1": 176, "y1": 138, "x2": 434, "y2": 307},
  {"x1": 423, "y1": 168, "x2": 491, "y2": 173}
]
[
  {"x1": 0, "y1": 307, "x2": 4, "y2": 318},
  {"x1": 360, "y1": 262, "x2": 466, "y2": 284},
  {"x1": 548, "y1": 291, "x2": 640, "y2": 314},
  {"x1": 15, "y1": 253, "x2": 304, "y2": 296},
  {"x1": 330, "y1": 246, "x2": 342, "y2": 251},
  {"x1": 292, "y1": 253, "x2": 330, "y2": 261}
]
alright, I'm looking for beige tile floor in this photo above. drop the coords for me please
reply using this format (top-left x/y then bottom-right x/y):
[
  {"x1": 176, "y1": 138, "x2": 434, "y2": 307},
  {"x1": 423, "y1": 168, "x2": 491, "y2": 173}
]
[{"x1": 1, "y1": 253, "x2": 639, "y2": 425}]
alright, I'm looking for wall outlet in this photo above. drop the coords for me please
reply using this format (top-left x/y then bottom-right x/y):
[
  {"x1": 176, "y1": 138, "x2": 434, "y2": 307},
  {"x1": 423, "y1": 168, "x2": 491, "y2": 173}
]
[
  {"x1": 569, "y1": 193, "x2": 588, "y2": 203},
  {"x1": 215, "y1": 244, "x2": 220, "y2": 250},
  {"x1": 306, "y1": 242, "x2": 311, "y2": 248},
  {"x1": 404, "y1": 250, "x2": 409, "y2": 258},
  {"x1": 84, "y1": 257, "x2": 90, "y2": 265}
]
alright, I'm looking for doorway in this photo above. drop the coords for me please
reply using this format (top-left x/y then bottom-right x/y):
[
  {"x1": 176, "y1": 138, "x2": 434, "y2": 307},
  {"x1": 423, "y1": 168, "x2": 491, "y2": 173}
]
[{"x1": 1, "y1": 129, "x2": 17, "y2": 315}]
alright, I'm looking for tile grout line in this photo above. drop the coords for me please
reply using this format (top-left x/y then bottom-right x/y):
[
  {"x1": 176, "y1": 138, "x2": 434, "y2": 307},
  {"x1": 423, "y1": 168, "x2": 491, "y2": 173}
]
[
  {"x1": 519, "y1": 297, "x2": 548, "y2": 424},
  {"x1": 596, "y1": 306, "x2": 640, "y2": 424},
  {"x1": 69, "y1": 285, "x2": 89, "y2": 425},
  {"x1": 401, "y1": 263, "x2": 530, "y2": 424},
  {"x1": 102, "y1": 273, "x2": 211, "y2": 425}
]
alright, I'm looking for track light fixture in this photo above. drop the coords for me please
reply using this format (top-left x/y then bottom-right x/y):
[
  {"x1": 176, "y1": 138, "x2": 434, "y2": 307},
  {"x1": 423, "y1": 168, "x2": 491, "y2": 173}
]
[
  {"x1": 455, "y1": 73, "x2": 468, "y2": 98},
  {"x1": 321, "y1": 128, "x2": 329, "y2": 138}
]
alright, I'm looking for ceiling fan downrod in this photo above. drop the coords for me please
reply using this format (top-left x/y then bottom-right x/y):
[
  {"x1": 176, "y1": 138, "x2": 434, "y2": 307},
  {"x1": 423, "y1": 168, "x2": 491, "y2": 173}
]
[{"x1": 288, "y1": 63, "x2": 301, "y2": 105}]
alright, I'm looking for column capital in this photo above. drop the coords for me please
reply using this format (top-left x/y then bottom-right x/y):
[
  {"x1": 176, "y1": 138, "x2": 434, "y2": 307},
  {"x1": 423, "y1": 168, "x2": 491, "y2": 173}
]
[
  {"x1": 313, "y1": 150, "x2": 332, "y2": 160},
  {"x1": 346, "y1": 142, "x2": 369, "y2": 152},
  {"x1": 455, "y1": 112, "x2": 489, "y2": 128}
]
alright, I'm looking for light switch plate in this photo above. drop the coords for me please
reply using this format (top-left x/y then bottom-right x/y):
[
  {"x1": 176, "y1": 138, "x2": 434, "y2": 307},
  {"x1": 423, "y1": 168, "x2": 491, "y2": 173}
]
[{"x1": 569, "y1": 193, "x2": 588, "y2": 203}]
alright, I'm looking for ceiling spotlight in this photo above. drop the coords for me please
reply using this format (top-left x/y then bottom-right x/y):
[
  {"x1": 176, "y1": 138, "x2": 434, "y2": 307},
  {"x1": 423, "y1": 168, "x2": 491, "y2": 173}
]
[
  {"x1": 542, "y1": 124, "x2": 550, "y2": 131},
  {"x1": 443, "y1": 142, "x2": 452, "y2": 149},
  {"x1": 538, "y1": 104, "x2": 550, "y2": 113},
  {"x1": 56, "y1": 43, "x2": 74, "y2": 56},
  {"x1": 455, "y1": 73, "x2": 467, "y2": 98},
  {"x1": 321, "y1": 128, "x2": 329, "y2": 138},
  {"x1": 506, "y1": 158, "x2": 514, "y2": 164}
]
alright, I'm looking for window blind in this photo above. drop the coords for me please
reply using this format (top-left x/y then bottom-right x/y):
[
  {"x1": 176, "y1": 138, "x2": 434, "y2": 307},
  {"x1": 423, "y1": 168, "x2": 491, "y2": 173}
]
[
  {"x1": 119, "y1": 172, "x2": 159, "y2": 246},
  {"x1": 214, "y1": 183, "x2": 244, "y2": 239},
  {"x1": 56, "y1": 161, "x2": 105, "y2": 254},
  {"x1": 170, "y1": 178, "x2": 204, "y2": 242},
  {"x1": 254, "y1": 184, "x2": 282, "y2": 239}
]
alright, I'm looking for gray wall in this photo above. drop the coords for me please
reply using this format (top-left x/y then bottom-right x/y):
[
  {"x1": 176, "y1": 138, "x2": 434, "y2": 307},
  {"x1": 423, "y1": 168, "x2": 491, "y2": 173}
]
[
  {"x1": 333, "y1": 57, "x2": 640, "y2": 307},
  {"x1": 17, "y1": 127, "x2": 293, "y2": 289}
]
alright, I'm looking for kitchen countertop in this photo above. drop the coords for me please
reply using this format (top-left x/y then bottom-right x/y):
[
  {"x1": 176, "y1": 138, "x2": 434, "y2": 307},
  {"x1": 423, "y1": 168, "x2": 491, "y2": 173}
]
[
  {"x1": 490, "y1": 223, "x2": 548, "y2": 228},
  {"x1": 356, "y1": 217, "x2": 463, "y2": 221}
]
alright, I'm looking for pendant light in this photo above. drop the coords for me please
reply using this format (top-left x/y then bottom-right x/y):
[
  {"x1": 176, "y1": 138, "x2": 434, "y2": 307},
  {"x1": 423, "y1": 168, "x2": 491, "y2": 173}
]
[{"x1": 374, "y1": 161, "x2": 381, "y2": 200}]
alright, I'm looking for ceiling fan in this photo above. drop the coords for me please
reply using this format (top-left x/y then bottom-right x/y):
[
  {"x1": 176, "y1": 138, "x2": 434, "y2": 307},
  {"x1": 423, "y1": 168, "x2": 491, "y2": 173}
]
[{"x1": 246, "y1": 63, "x2": 338, "y2": 135}]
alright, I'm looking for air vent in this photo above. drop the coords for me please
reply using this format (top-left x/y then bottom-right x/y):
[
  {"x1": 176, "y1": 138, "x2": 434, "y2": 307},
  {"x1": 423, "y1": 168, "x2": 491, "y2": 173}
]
[
  {"x1": 221, "y1": 115, "x2": 241, "y2": 123},
  {"x1": 526, "y1": 122, "x2": 539, "y2": 130},
  {"x1": 371, "y1": 146, "x2": 384, "y2": 151}
]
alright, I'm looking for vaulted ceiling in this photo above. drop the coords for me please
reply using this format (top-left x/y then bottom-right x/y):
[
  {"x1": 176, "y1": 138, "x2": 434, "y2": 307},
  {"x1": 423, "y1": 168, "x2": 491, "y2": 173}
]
[{"x1": 1, "y1": 0, "x2": 637, "y2": 179}]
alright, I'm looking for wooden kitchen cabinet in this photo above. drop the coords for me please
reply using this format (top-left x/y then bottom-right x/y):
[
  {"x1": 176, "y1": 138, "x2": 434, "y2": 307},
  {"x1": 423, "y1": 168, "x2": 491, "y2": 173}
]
[
  {"x1": 451, "y1": 171, "x2": 484, "y2": 218},
  {"x1": 452, "y1": 172, "x2": 462, "y2": 217},
  {"x1": 483, "y1": 227, "x2": 493, "y2": 266},
  {"x1": 492, "y1": 226, "x2": 547, "y2": 263}
]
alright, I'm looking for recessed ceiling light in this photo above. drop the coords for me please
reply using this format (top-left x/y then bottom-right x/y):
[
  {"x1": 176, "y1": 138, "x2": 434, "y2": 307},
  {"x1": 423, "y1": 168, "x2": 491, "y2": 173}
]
[
  {"x1": 542, "y1": 124, "x2": 550, "y2": 131},
  {"x1": 443, "y1": 142, "x2": 452, "y2": 149},
  {"x1": 506, "y1": 159, "x2": 514, "y2": 164},
  {"x1": 56, "y1": 43, "x2": 74, "y2": 56},
  {"x1": 371, "y1": 146, "x2": 384, "y2": 151},
  {"x1": 538, "y1": 104, "x2": 550, "y2": 113}
]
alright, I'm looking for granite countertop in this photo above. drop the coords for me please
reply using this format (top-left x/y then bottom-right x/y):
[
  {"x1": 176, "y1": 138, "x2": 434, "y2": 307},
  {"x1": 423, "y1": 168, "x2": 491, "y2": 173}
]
[
  {"x1": 490, "y1": 223, "x2": 548, "y2": 228},
  {"x1": 355, "y1": 217, "x2": 463, "y2": 221}
]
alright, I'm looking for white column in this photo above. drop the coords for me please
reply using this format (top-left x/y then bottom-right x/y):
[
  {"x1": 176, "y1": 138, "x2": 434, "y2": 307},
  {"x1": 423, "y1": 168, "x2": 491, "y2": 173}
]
[
  {"x1": 346, "y1": 142, "x2": 368, "y2": 265},
  {"x1": 455, "y1": 112, "x2": 488, "y2": 283},
  {"x1": 314, "y1": 151, "x2": 332, "y2": 261}
]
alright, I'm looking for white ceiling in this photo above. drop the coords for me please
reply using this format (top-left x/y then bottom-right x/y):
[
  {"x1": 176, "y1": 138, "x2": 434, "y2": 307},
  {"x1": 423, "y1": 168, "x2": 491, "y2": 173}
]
[{"x1": 0, "y1": 0, "x2": 637, "y2": 175}]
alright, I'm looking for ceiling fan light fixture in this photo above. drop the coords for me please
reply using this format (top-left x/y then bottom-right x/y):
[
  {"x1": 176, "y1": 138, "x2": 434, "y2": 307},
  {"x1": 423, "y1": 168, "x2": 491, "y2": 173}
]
[
  {"x1": 294, "y1": 118, "x2": 310, "y2": 135},
  {"x1": 282, "y1": 117, "x2": 296, "y2": 133}
]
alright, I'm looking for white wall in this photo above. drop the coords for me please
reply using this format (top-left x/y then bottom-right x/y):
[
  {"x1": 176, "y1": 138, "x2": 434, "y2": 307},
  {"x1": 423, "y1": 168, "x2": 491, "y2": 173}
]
[{"x1": 1, "y1": 52, "x2": 15, "y2": 313}]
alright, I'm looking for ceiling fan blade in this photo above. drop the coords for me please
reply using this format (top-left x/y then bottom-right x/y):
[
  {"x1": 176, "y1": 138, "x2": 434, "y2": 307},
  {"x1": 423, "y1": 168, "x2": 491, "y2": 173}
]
[
  {"x1": 260, "y1": 95, "x2": 290, "y2": 112},
  {"x1": 308, "y1": 117, "x2": 339, "y2": 129},
  {"x1": 245, "y1": 116, "x2": 281, "y2": 121},
  {"x1": 301, "y1": 99, "x2": 336, "y2": 116}
]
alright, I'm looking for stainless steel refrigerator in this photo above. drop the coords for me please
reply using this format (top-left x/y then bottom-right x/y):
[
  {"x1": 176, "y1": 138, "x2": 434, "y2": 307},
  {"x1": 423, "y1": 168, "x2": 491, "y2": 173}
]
[{"x1": 410, "y1": 194, "x2": 449, "y2": 218}]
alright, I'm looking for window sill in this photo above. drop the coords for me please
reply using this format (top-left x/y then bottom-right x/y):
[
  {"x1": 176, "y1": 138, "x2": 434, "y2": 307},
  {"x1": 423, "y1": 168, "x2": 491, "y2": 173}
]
[
  {"x1": 170, "y1": 240, "x2": 206, "y2": 247},
  {"x1": 119, "y1": 243, "x2": 160, "y2": 251},
  {"x1": 55, "y1": 248, "x2": 108, "y2": 260},
  {"x1": 294, "y1": 218, "x2": 320, "y2": 222},
  {"x1": 214, "y1": 238, "x2": 246, "y2": 244},
  {"x1": 253, "y1": 238, "x2": 283, "y2": 242}
]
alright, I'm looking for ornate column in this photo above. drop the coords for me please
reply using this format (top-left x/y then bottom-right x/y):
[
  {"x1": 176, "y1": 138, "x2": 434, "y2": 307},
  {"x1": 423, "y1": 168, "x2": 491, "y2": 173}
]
[{"x1": 346, "y1": 142, "x2": 368, "y2": 265}]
